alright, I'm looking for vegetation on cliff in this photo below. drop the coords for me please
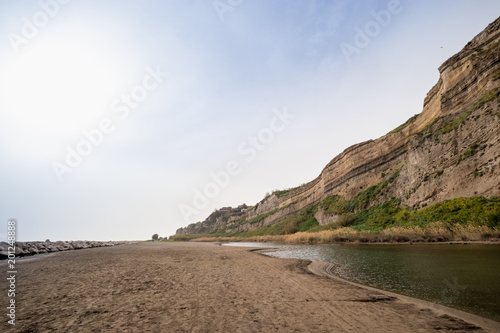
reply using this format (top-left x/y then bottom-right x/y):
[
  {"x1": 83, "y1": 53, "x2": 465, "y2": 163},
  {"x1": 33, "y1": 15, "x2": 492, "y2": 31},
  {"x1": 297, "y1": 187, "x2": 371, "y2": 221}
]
[
  {"x1": 429, "y1": 87, "x2": 500, "y2": 136},
  {"x1": 170, "y1": 195, "x2": 500, "y2": 243},
  {"x1": 171, "y1": 169, "x2": 500, "y2": 243},
  {"x1": 172, "y1": 83, "x2": 500, "y2": 242},
  {"x1": 172, "y1": 18, "x2": 500, "y2": 243},
  {"x1": 170, "y1": 197, "x2": 500, "y2": 243}
]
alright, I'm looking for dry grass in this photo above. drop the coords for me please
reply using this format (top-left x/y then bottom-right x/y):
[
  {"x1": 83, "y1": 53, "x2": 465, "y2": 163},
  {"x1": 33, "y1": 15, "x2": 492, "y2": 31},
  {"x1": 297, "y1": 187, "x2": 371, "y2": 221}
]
[
  {"x1": 190, "y1": 235, "x2": 287, "y2": 243},
  {"x1": 281, "y1": 223, "x2": 500, "y2": 244},
  {"x1": 186, "y1": 223, "x2": 500, "y2": 244}
]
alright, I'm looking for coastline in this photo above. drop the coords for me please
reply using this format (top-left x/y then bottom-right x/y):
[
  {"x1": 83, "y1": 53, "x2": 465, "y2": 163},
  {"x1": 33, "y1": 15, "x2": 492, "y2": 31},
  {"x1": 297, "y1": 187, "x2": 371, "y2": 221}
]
[
  {"x1": 306, "y1": 260, "x2": 500, "y2": 332},
  {"x1": 249, "y1": 242, "x2": 500, "y2": 323},
  {"x1": 1, "y1": 242, "x2": 498, "y2": 332}
]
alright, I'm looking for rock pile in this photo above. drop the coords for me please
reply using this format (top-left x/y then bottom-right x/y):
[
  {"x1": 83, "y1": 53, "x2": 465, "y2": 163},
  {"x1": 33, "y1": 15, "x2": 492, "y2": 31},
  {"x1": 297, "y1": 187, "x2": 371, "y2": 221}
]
[{"x1": 0, "y1": 240, "x2": 139, "y2": 260}]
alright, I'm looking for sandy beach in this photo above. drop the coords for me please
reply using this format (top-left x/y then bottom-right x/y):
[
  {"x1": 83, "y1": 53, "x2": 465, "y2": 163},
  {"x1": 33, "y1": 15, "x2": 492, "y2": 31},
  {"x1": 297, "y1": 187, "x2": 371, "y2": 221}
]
[{"x1": 1, "y1": 242, "x2": 499, "y2": 332}]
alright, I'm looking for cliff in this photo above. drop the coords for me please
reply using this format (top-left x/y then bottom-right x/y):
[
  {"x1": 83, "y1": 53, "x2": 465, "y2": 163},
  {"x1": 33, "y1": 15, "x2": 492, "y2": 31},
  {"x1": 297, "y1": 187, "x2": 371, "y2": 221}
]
[{"x1": 176, "y1": 18, "x2": 500, "y2": 236}]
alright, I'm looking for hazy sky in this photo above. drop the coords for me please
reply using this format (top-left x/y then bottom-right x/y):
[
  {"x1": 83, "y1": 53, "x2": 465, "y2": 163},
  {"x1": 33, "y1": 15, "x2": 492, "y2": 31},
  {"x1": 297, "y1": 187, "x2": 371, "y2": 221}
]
[{"x1": 1, "y1": 0, "x2": 499, "y2": 241}]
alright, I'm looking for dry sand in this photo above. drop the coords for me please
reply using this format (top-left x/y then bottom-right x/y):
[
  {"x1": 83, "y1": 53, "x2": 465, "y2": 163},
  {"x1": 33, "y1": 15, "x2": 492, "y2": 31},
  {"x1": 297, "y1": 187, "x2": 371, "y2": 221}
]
[{"x1": 1, "y1": 242, "x2": 499, "y2": 332}]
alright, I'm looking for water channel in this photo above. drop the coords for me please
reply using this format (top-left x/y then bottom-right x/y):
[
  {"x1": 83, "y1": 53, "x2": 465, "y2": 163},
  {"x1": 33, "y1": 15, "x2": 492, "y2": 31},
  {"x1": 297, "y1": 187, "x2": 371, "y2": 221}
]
[{"x1": 223, "y1": 242, "x2": 500, "y2": 321}]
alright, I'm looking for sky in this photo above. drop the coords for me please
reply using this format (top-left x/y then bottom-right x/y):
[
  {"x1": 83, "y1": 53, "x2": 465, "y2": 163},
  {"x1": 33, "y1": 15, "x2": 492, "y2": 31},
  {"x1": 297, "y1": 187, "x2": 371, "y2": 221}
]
[{"x1": 0, "y1": 0, "x2": 499, "y2": 241}]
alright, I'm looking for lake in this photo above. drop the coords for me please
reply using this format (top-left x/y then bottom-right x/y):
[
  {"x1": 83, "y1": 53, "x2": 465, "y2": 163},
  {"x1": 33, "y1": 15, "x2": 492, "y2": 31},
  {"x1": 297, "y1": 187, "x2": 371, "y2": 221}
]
[{"x1": 223, "y1": 242, "x2": 500, "y2": 321}]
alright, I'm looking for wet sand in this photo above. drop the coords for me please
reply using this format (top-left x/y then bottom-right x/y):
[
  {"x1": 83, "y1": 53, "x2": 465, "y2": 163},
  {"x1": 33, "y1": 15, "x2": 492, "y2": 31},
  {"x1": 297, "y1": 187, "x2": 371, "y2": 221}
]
[{"x1": 1, "y1": 242, "x2": 499, "y2": 332}]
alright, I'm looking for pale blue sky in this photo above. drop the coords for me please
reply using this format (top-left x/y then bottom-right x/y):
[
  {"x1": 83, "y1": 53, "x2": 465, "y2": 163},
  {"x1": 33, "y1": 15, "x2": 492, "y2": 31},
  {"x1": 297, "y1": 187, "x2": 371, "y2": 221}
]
[{"x1": 0, "y1": 0, "x2": 499, "y2": 241}]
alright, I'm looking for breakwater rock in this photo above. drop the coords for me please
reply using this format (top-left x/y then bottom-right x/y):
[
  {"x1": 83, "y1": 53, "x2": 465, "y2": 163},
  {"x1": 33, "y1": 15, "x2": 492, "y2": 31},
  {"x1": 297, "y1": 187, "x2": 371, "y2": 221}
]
[{"x1": 0, "y1": 240, "x2": 139, "y2": 260}]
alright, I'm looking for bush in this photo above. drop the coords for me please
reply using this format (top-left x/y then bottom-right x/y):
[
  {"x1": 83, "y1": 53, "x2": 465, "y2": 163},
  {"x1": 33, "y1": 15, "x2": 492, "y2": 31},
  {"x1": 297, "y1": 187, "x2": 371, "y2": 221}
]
[
  {"x1": 299, "y1": 216, "x2": 319, "y2": 231},
  {"x1": 319, "y1": 195, "x2": 348, "y2": 215},
  {"x1": 337, "y1": 213, "x2": 356, "y2": 227}
]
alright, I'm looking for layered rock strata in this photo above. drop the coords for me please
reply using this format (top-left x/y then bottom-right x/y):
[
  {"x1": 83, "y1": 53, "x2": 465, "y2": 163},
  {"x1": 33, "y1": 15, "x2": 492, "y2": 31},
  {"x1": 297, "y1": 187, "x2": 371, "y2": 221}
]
[{"x1": 177, "y1": 18, "x2": 500, "y2": 235}]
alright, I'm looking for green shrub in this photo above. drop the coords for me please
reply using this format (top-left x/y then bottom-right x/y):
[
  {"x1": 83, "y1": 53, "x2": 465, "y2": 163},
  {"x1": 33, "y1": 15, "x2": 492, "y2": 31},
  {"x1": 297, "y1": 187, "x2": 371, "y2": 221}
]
[
  {"x1": 438, "y1": 88, "x2": 500, "y2": 135},
  {"x1": 299, "y1": 216, "x2": 319, "y2": 231},
  {"x1": 338, "y1": 213, "x2": 356, "y2": 227},
  {"x1": 319, "y1": 195, "x2": 348, "y2": 215},
  {"x1": 247, "y1": 209, "x2": 278, "y2": 225},
  {"x1": 462, "y1": 143, "x2": 480, "y2": 159},
  {"x1": 388, "y1": 114, "x2": 419, "y2": 134},
  {"x1": 274, "y1": 189, "x2": 291, "y2": 198}
]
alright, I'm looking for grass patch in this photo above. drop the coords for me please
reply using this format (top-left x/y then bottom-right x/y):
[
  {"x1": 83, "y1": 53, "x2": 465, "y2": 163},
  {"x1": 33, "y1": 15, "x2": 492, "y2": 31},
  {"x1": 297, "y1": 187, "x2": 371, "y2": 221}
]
[
  {"x1": 388, "y1": 114, "x2": 419, "y2": 134},
  {"x1": 274, "y1": 189, "x2": 291, "y2": 198},
  {"x1": 462, "y1": 143, "x2": 480, "y2": 158},
  {"x1": 438, "y1": 109, "x2": 473, "y2": 134},
  {"x1": 347, "y1": 168, "x2": 401, "y2": 211},
  {"x1": 319, "y1": 195, "x2": 349, "y2": 215},
  {"x1": 317, "y1": 168, "x2": 401, "y2": 220},
  {"x1": 457, "y1": 143, "x2": 483, "y2": 164},
  {"x1": 438, "y1": 88, "x2": 500, "y2": 135},
  {"x1": 474, "y1": 41, "x2": 500, "y2": 56},
  {"x1": 255, "y1": 206, "x2": 318, "y2": 235},
  {"x1": 348, "y1": 197, "x2": 500, "y2": 231},
  {"x1": 404, "y1": 197, "x2": 500, "y2": 228},
  {"x1": 246, "y1": 209, "x2": 279, "y2": 225}
]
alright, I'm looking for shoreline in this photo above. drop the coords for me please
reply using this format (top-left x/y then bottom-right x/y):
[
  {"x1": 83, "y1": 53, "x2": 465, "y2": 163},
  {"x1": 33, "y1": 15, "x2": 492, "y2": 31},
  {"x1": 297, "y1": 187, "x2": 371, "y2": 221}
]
[
  {"x1": 305, "y1": 260, "x2": 500, "y2": 332},
  {"x1": 2, "y1": 242, "x2": 499, "y2": 332},
  {"x1": 248, "y1": 242, "x2": 500, "y2": 324}
]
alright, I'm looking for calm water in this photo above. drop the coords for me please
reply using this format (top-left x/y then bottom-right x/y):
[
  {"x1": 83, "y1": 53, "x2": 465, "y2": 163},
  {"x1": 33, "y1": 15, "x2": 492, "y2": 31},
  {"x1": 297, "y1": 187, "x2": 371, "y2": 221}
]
[{"x1": 224, "y1": 242, "x2": 500, "y2": 321}]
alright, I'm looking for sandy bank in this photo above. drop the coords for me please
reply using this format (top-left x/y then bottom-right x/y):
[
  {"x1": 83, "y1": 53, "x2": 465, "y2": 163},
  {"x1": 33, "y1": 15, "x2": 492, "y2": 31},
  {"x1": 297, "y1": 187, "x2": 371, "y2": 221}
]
[
  {"x1": 1, "y1": 242, "x2": 498, "y2": 332},
  {"x1": 307, "y1": 260, "x2": 500, "y2": 332}
]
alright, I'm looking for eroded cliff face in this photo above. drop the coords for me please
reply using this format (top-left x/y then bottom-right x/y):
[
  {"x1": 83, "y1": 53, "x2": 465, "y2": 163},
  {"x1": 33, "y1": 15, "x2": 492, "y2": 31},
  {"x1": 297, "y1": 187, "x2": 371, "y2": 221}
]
[{"x1": 176, "y1": 18, "x2": 500, "y2": 235}]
